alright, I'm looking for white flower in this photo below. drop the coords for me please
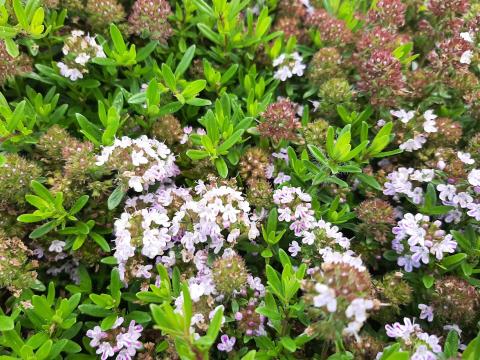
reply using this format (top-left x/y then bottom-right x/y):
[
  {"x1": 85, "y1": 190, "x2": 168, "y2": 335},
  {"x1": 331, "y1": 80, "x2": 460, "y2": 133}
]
[
  {"x1": 313, "y1": 284, "x2": 337, "y2": 312},
  {"x1": 131, "y1": 150, "x2": 149, "y2": 166},
  {"x1": 128, "y1": 176, "x2": 144, "y2": 192},
  {"x1": 458, "y1": 151, "x2": 475, "y2": 164},
  {"x1": 390, "y1": 109, "x2": 415, "y2": 124},
  {"x1": 273, "y1": 53, "x2": 306, "y2": 81},
  {"x1": 71, "y1": 30, "x2": 84, "y2": 37},
  {"x1": 452, "y1": 192, "x2": 473, "y2": 208},
  {"x1": 467, "y1": 202, "x2": 480, "y2": 221},
  {"x1": 74, "y1": 52, "x2": 91, "y2": 65},
  {"x1": 410, "y1": 169, "x2": 435, "y2": 182},
  {"x1": 460, "y1": 50, "x2": 473, "y2": 65},
  {"x1": 468, "y1": 169, "x2": 480, "y2": 187},
  {"x1": 423, "y1": 109, "x2": 437, "y2": 122},
  {"x1": 57, "y1": 62, "x2": 83, "y2": 81},
  {"x1": 291, "y1": 52, "x2": 306, "y2": 76},
  {"x1": 460, "y1": 32, "x2": 474, "y2": 43},
  {"x1": 274, "y1": 66, "x2": 292, "y2": 81},
  {"x1": 437, "y1": 184, "x2": 456, "y2": 202},
  {"x1": 345, "y1": 298, "x2": 374, "y2": 323},
  {"x1": 288, "y1": 241, "x2": 301, "y2": 257},
  {"x1": 423, "y1": 110, "x2": 438, "y2": 133},
  {"x1": 272, "y1": 54, "x2": 286, "y2": 67},
  {"x1": 274, "y1": 172, "x2": 291, "y2": 184},
  {"x1": 399, "y1": 135, "x2": 426, "y2": 152},
  {"x1": 300, "y1": 0, "x2": 314, "y2": 13},
  {"x1": 49, "y1": 240, "x2": 65, "y2": 253},
  {"x1": 189, "y1": 283, "x2": 206, "y2": 302}
]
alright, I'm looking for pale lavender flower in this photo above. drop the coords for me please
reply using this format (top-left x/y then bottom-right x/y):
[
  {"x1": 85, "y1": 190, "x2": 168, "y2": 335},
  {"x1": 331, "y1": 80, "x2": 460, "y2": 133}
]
[
  {"x1": 418, "y1": 304, "x2": 434, "y2": 322},
  {"x1": 288, "y1": 241, "x2": 301, "y2": 257},
  {"x1": 390, "y1": 109, "x2": 415, "y2": 124},
  {"x1": 313, "y1": 283, "x2": 337, "y2": 312},
  {"x1": 217, "y1": 335, "x2": 236, "y2": 352},
  {"x1": 49, "y1": 240, "x2": 65, "y2": 253}
]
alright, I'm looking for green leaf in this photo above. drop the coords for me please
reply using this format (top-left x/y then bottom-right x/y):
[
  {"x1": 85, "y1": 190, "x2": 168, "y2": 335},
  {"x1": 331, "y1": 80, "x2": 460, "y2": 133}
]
[
  {"x1": 31, "y1": 180, "x2": 54, "y2": 202},
  {"x1": 31, "y1": 296, "x2": 54, "y2": 320},
  {"x1": 182, "y1": 283, "x2": 192, "y2": 331},
  {"x1": 462, "y1": 334, "x2": 480, "y2": 360},
  {"x1": 217, "y1": 129, "x2": 244, "y2": 153},
  {"x1": 161, "y1": 64, "x2": 176, "y2": 90},
  {"x1": 441, "y1": 253, "x2": 467, "y2": 268},
  {"x1": 356, "y1": 173, "x2": 381, "y2": 190},
  {"x1": 110, "y1": 24, "x2": 126, "y2": 53},
  {"x1": 197, "y1": 23, "x2": 222, "y2": 45},
  {"x1": 30, "y1": 221, "x2": 56, "y2": 239},
  {"x1": 76, "y1": 113, "x2": 102, "y2": 146},
  {"x1": 101, "y1": 314, "x2": 119, "y2": 331},
  {"x1": 182, "y1": 80, "x2": 206, "y2": 98},
  {"x1": 186, "y1": 149, "x2": 209, "y2": 160},
  {"x1": 204, "y1": 306, "x2": 223, "y2": 344},
  {"x1": 72, "y1": 235, "x2": 87, "y2": 250},
  {"x1": 266, "y1": 265, "x2": 283, "y2": 299},
  {"x1": 136, "y1": 41, "x2": 158, "y2": 62},
  {"x1": 35, "y1": 340, "x2": 52, "y2": 360},
  {"x1": 175, "y1": 45, "x2": 196, "y2": 78},
  {"x1": 4, "y1": 38, "x2": 19, "y2": 58},
  {"x1": 17, "y1": 214, "x2": 45, "y2": 223},
  {"x1": 220, "y1": 64, "x2": 238, "y2": 84},
  {"x1": 280, "y1": 337, "x2": 297, "y2": 352},
  {"x1": 110, "y1": 268, "x2": 122, "y2": 304},
  {"x1": 78, "y1": 304, "x2": 114, "y2": 317},
  {"x1": 185, "y1": 97, "x2": 211, "y2": 106},
  {"x1": 261, "y1": 248, "x2": 273, "y2": 258},
  {"x1": 108, "y1": 186, "x2": 125, "y2": 210},
  {"x1": 422, "y1": 274, "x2": 434, "y2": 289},
  {"x1": 215, "y1": 157, "x2": 228, "y2": 178},
  {"x1": 70, "y1": 195, "x2": 89, "y2": 215},
  {"x1": 444, "y1": 330, "x2": 459, "y2": 358},
  {"x1": 241, "y1": 350, "x2": 257, "y2": 360},
  {"x1": 13, "y1": 0, "x2": 28, "y2": 29},
  {"x1": 90, "y1": 232, "x2": 110, "y2": 252},
  {"x1": 0, "y1": 316, "x2": 14, "y2": 331}
]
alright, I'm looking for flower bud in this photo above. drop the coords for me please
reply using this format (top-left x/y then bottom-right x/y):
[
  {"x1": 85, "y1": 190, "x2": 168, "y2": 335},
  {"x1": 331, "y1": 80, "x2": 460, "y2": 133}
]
[
  {"x1": 308, "y1": 47, "x2": 343, "y2": 86},
  {"x1": 432, "y1": 276, "x2": 480, "y2": 327},
  {"x1": 0, "y1": 153, "x2": 42, "y2": 209},
  {"x1": 128, "y1": 0, "x2": 173, "y2": 43},
  {"x1": 212, "y1": 252, "x2": 248, "y2": 296},
  {"x1": 239, "y1": 147, "x2": 270, "y2": 182},
  {"x1": 0, "y1": 233, "x2": 38, "y2": 297},
  {"x1": 86, "y1": 0, "x2": 125, "y2": 31}
]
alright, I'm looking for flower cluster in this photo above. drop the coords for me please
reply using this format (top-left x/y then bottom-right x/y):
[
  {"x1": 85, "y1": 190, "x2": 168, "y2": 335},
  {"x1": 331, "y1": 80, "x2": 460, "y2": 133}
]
[
  {"x1": 383, "y1": 318, "x2": 443, "y2": 360},
  {"x1": 383, "y1": 167, "x2": 435, "y2": 204},
  {"x1": 390, "y1": 109, "x2": 440, "y2": 152},
  {"x1": 96, "y1": 136, "x2": 179, "y2": 192},
  {"x1": 303, "y1": 250, "x2": 377, "y2": 340},
  {"x1": 273, "y1": 52, "x2": 306, "y2": 81},
  {"x1": 274, "y1": 186, "x2": 350, "y2": 255},
  {"x1": 86, "y1": 317, "x2": 143, "y2": 360},
  {"x1": 434, "y1": 167, "x2": 480, "y2": 222},
  {"x1": 392, "y1": 213, "x2": 457, "y2": 272},
  {"x1": 113, "y1": 182, "x2": 259, "y2": 282},
  {"x1": 57, "y1": 30, "x2": 106, "y2": 81}
]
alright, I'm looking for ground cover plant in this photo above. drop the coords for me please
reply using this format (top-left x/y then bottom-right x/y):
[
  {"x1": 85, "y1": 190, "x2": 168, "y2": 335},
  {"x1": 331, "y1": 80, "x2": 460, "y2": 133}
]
[{"x1": 1, "y1": 0, "x2": 480, "y2": 358}]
